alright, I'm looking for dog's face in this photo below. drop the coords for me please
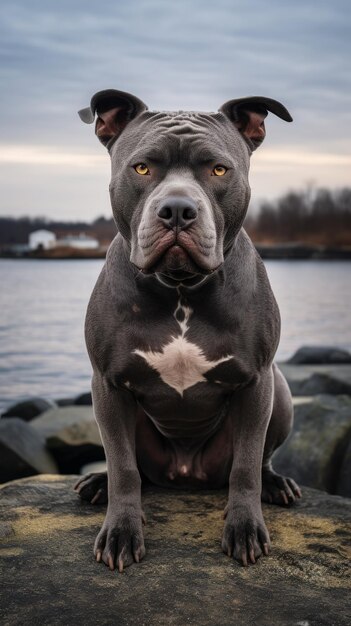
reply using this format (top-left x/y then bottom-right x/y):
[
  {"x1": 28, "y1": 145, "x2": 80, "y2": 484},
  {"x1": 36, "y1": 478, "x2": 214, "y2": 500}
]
[
  {"x1": 108, "y1": 110, "x2": 252, "y2": 281},
  {"x1": 79, "y1": 90, "x2": 291, "y2": 286}
]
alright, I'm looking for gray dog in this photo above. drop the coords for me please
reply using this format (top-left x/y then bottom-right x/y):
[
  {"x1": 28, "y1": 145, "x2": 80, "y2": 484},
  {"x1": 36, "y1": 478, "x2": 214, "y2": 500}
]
[{"x1": 74, "y1": 89, "x2": 301, "y2": 572}]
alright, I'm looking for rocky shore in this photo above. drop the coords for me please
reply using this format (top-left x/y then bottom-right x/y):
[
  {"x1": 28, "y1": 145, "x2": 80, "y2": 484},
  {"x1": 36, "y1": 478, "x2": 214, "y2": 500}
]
[
  {"x1": 1, "y1": 345, "x2": 350, "y2": 625},
  {"x1": 1, "y1": 346, "x2": 350, "y2": 496}
]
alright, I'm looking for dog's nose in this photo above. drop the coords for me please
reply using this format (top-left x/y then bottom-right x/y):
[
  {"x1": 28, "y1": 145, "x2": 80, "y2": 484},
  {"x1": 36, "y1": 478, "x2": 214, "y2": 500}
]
[{"x1": 156, "y1": 196, "x2": 198, "y2": 230}]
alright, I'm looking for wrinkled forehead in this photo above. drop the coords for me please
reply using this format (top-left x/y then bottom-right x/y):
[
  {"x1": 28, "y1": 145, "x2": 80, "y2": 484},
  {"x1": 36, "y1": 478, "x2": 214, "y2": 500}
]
[{"x1": 111, "y1": 110, "x2": 247, "y2": 165}]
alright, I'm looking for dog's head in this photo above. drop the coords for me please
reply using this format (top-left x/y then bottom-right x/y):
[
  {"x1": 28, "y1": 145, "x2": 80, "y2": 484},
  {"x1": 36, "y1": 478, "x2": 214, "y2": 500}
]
[{"x1": 79, "y1": 89, "x2": 292, "y2": 287}]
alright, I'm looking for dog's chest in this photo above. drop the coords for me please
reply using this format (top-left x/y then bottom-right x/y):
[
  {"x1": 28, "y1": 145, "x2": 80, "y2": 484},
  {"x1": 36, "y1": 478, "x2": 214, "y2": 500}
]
[{"x1": 133, "y1": 299, "x2": 233, "y2": 396}]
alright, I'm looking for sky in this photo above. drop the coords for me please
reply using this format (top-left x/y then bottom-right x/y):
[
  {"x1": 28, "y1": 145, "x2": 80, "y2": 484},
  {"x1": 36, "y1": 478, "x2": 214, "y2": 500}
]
[{"x1": 1, "y1": 0, "x2": 350, "y2": 221}]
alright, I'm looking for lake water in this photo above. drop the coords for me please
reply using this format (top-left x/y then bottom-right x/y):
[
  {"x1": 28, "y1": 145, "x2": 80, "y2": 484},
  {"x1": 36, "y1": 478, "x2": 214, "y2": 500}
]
[{"x1": 0, "y1": 258, "x2": 350, "y2": 412}]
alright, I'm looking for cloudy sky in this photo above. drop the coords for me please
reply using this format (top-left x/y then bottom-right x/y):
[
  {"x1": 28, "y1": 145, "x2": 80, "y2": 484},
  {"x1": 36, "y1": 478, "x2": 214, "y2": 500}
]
[{"x1": 1, "y1": 0, "x2": 350, "y2": 220}]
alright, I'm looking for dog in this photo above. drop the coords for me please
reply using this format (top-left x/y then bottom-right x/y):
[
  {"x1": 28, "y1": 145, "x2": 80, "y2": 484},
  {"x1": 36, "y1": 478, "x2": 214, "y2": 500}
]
[{"x1": 74, "y1": 89, "x2": 301, "y2": 572}]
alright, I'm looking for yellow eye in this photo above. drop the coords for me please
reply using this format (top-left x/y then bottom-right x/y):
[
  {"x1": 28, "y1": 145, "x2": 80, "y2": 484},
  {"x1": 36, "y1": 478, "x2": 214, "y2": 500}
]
[
  {"x1": 212, "y1": 165, "x2": 227, "y2": 176},
  {"x1": 134, "y1": 163, "x2": 150, "y2": 175}
]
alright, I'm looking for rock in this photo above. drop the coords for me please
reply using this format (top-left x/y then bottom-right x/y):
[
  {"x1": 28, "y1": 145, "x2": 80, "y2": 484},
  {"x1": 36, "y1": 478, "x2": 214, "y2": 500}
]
[
  {"x1": 336, "y1": 435, "x2": 351, "y2": 497},
  {"x1": 273, "y1": 395, "x2": 351, "y2": 494},
  {"x1": 279, "y1": 363, "x2": 351, "y2": 396},
  {"x1": 291, "y1": 373, "x2": 351, "y2": 396},
  {"x1": 80, "y1": 461, "x2": 107, "y2": 475},
  {"x1": 0, "y1": 476, "x2": 350, "y2": 626},
  {"x1": 31, "y1": 406, "x2": 100, "y2": 444},
  {"x1": 75, "y1": 392, "x2": 92, "y2": 406},
  {"x1": 1, "y1": 397, "x2": 57, "y2": 421},
  {"x1": 287, "y1": 346, "x2": 351, "y2": 365},
  {"x1": 31, "y1": 406, "x2": 104, "y2": 473},
  {"x1": 0, "y1": 419, "x2": 58, "y2": 482},
  {"x1": 56, "y1": 397, "x2": 76, "y2": 407}
]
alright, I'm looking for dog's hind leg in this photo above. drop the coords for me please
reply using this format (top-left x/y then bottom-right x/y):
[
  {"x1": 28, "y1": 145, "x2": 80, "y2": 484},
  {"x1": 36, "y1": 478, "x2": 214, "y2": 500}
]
[
  {"x1": 74, "y1": 471, "x2": 108, "y2": 505},
  {"x1": 261, "y1": 364, "x2": 302, "y2": 506}
]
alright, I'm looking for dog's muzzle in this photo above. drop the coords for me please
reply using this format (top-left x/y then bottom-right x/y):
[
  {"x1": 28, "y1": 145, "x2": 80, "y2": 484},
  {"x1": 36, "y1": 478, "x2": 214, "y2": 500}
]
[{"x1": 132, "y1": 192, "x2": 223, "y2": 279}]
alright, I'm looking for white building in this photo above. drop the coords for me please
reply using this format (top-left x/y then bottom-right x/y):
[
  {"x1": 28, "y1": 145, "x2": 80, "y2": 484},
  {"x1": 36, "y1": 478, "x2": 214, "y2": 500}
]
[
  {"x1": 29, "y1": 229, "x2": 56, "y2": 251},
  {"x1": 57, "y1": 233, "x2": 99, "y2": 249}
]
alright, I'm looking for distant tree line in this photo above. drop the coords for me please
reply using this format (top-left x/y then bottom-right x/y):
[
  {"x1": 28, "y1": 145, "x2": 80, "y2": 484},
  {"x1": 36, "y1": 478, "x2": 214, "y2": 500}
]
[
  {"x1": 1, "y1": 187, "x2": 350, "y2": 248},
  {"x1": 0, "y1": 215, "x2": 116, "y2": 247},
  {"x1": 244, "y1": 187, "x2": 351, "y2": 246}
]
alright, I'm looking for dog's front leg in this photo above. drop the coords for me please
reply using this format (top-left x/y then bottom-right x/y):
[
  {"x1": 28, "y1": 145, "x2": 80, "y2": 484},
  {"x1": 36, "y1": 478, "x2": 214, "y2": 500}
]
[
  {"x1": 92, "y1": 372, "x2": 145, "y2": 572},
  {"x1": 222, "y1": 368, "x2": 273, "y2": 566}
]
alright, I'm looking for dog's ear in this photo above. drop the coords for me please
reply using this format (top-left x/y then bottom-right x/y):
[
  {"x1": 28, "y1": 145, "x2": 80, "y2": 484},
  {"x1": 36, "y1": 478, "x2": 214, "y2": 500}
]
[
  {"x1": 219, "y1": 97, "x2": 292, "y2": 150},
  {"x1": 78, "y1": 89, "x2": 148, "y2": 147}
]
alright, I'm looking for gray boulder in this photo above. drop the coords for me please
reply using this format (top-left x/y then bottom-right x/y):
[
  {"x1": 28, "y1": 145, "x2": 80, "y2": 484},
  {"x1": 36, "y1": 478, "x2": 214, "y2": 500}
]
[
  {"x1": 56, "y1": 397, "x2": 76, "y2": 407},
  {"x1": 0, "y1": 419, "x2": 58, "y2": 482},
  {"x1": 75, "y1": 392, "x2": 93, "y2": 406},
  {"x1": 273, "y1": 395, "x2": 351, "y2": 494},
  {"x1": 56, "y1": 392, "x2": 93, "y2": 407},
  {"x1": 287, "y1": 346, "x2": 351, "y2": 365},
  {"x1": 31, "y1": 405, "x2": 99, "y2": 444},
  {"x1": 279, "y1": 363, "x2": 351, "y2": 396},
  {"x1": 31, "y1": 406, "x2": 104, "y2": 473},
  {"x1": 79, "y1": 461, "x2": 107, "y2": 475},
  {"x1": 1, "y1": 397, "x2": 57, "y2": 421},
  {"x1": 337, "y1": 435, "x2": 351, "y2": 497},
  {"x1": 0, "y1": 475, "x2": 350, "y2": 626}
]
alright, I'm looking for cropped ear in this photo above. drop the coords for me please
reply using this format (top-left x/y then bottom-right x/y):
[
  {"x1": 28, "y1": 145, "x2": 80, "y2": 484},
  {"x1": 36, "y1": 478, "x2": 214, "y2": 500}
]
[
  {"x1": 219, "y1": 96, "x2": 292, "y2": 150},
  {"x1": 78, "y1": 89, "x2": 148, "y2": 146}
]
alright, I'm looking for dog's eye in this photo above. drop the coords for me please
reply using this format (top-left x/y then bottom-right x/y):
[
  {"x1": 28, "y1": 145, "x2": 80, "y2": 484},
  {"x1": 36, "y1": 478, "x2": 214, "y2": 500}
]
[
  {"x1": 212, "y1": 165, "x2": 227, "y2": 176},
  {"x1": 134, "y1": 163, "x2": 150, "y2": 176}
]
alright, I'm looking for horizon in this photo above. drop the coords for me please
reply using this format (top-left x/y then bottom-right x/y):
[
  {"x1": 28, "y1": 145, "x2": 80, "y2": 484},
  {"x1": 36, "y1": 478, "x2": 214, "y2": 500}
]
[
  {"x1": 1, "y1": 0, "x2": 350, "y2": 220},
  {"x1": 0, "y1": 183, "x2": 349, "y2": 223}
]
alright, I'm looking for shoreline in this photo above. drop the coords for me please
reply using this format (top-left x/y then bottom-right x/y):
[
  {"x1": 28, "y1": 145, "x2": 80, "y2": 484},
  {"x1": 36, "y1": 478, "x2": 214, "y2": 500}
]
[
  {"x1": 255, "y1": 244, "x2": 351, "y2": 260},
  {"x1": 1, "y1": 244, "x2": 351, "y2": 261}
]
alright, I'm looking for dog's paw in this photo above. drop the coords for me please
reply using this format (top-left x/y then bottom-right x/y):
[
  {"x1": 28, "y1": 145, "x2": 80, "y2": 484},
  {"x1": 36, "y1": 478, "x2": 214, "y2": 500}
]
[
  {"x1": 261, "y1": 468, "x2": 301, "y2": 506},
  {"x1": 222, "y1": 504, "x2": 270, "y2": 566},
  {"x1": 94, "y1": 508, "x2": 146, "y2": 572},
  {"x1": 73, "y1": 471, "x2": 108, "y2": 505}
]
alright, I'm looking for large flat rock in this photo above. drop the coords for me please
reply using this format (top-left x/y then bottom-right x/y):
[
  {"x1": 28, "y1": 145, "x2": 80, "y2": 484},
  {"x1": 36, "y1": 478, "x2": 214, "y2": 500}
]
[{"x1": 0, "y1": 476, "x2": 350, "y2": 626}]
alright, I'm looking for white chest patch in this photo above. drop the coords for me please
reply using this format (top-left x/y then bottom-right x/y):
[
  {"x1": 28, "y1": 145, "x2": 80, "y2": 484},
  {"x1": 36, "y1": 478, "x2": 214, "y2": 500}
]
[{"x1": 134, "y1": 299, "x2": 232, "y2": 396}]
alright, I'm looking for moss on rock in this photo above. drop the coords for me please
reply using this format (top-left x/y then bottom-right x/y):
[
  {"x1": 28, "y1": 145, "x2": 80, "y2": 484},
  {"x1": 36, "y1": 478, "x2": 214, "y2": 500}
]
[{"x1": 0, "y1": 475, "x2": 350, "y2": 626}]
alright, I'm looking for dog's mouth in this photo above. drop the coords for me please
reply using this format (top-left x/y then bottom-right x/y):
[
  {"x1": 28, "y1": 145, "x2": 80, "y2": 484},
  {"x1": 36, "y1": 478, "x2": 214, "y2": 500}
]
[
  {"x1": 137, "y1": 242, "x2": 218, "y2": 284},
  {"x1": 133, "y1": 229, "x2": 221, "y2": 282},
  {"x1": 154, "y1": 244, "x2": 204, "y2": 273},
  {"x1": 156, "y1": 245, "x2": 218, "y2": 287}
]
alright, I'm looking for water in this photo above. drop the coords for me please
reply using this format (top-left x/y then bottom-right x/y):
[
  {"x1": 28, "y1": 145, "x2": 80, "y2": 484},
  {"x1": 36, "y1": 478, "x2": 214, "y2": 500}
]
[{"x1": 0, "y1": 259, "x2": 350, "y2": 411}]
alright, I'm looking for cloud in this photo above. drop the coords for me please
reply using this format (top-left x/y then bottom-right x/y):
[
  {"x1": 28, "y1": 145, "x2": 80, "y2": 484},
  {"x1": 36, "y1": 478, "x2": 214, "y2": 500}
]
[
  {"x1": 0, "y1": 0, "x2": 350, "y2": 217},
  {"x1": 2, "y1": 143, "x2": 350, "y2": 169},
  {"x1": 256, "y1": 149, "x2": 351, "y2": 168},
  {"x1": 0, "y1": 144, "x2": 106, "y2": 167}
]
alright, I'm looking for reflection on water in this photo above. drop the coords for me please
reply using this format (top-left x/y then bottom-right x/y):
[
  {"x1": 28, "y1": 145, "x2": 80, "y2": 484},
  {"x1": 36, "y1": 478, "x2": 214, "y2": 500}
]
[{"x1": 0, "y1": 259, "x2": 350, "y2": 410}]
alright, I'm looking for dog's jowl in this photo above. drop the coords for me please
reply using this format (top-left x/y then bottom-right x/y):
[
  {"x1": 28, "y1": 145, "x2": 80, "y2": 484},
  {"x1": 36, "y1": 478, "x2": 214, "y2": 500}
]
[{"x1": 74, "y1": 89, "x2": 301, "y2": 572}]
